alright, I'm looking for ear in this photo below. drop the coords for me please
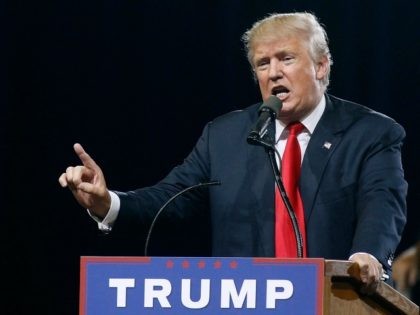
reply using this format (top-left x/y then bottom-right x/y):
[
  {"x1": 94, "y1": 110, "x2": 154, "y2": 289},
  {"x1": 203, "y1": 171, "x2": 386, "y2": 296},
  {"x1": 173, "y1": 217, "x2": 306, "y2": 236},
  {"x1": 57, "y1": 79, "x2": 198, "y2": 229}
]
[{"x1": 315, "y1": 55, "x2": 329, "y2": 80}]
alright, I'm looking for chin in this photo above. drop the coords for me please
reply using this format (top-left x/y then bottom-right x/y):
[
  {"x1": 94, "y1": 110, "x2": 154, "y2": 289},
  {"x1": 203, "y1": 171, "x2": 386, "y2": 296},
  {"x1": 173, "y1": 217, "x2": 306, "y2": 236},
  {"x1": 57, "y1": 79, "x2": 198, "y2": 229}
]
[{"x1": 280, "y1": 103, "x2": 294, "y2": 113}]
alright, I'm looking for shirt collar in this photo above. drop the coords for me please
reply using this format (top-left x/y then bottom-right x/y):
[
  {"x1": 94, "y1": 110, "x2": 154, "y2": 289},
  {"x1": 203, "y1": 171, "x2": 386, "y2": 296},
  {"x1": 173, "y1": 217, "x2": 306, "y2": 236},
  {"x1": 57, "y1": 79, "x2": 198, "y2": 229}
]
[{"x1": 275, "y1": 94, "x2": 326, "y2": 139}]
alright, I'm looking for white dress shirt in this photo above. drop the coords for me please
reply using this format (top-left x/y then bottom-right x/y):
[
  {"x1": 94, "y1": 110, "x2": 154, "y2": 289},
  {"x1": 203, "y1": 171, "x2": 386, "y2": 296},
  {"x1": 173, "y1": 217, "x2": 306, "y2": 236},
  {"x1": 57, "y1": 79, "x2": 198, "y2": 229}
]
[{"x1": 275, "y1": 94, "x2": 326, "y2": 163}]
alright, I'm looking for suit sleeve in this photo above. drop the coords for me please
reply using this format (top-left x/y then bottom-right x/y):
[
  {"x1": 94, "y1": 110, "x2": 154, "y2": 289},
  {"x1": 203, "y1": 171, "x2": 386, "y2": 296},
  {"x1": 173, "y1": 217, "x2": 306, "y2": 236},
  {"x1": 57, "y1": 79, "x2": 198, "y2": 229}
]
[
  {"x1": 111, "y1": 122, "x2": 213, "y2": 237},
  {"x1": 350, "y1": 121, "x2": 408, "y2": 272}
]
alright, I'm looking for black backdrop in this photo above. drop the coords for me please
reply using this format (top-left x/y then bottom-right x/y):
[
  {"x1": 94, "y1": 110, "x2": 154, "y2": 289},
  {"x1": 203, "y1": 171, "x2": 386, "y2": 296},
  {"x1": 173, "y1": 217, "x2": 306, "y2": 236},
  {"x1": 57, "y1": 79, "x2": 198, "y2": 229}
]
[{"x1": 2, "y1": 0, "x2": 420, "y2": 314}]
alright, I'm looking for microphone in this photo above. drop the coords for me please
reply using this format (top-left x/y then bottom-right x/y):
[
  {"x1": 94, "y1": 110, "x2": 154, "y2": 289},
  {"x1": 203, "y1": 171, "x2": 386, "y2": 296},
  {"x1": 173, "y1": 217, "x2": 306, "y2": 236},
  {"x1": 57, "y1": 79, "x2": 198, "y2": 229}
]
[
  {"x1": 144, "y1": 180, "x2": 221, "y2": 256},
  {"x1": 247, "y1": 95, "x2": 282, "y2": 147}
]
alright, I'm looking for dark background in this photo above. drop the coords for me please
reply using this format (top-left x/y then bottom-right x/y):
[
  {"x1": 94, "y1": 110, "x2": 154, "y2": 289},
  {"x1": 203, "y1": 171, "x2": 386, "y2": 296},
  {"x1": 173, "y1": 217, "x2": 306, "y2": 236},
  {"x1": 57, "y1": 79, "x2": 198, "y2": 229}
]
[{"x1": 2, "y1": 0, "x2": 419, "y2": 314}]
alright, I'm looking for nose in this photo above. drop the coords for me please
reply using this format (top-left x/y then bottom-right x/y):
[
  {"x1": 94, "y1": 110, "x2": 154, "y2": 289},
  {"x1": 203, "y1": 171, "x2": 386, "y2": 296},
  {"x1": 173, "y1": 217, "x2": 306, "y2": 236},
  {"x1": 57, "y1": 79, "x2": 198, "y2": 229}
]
[{"x1": 268, "y1": 59, "x2": 283, "y2": 81}]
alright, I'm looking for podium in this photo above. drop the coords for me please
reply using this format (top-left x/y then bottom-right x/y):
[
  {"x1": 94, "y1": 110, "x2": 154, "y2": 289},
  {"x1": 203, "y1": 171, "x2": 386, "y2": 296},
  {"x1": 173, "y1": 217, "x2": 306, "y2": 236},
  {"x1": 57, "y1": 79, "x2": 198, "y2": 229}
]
[
  {"x1": 80, "y1": 256, "x2": 419, "y2": 315},
  {"x1": 324, "y1": 260, "x2": 418, "y2": 314}
]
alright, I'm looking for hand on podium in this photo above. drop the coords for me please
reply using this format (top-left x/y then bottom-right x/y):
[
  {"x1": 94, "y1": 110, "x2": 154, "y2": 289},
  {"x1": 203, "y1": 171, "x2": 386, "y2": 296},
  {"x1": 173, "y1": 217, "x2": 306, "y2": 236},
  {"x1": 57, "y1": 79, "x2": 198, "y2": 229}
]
[{"x1": 350, "y1": 252, "x2": 384, "y2": 294}]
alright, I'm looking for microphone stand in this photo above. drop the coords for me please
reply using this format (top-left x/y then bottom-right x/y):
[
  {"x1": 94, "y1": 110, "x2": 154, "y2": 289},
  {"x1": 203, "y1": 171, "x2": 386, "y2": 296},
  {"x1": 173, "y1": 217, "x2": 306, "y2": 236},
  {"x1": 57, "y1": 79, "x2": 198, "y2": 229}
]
[
  {"x1": 249, "y1": 135, "x2": 304, "y2": 258},
  {"x1": 144, "y1": 180, "x2": 221, "y2": 256},
  {"x1": 248, "y1": 96, "x2": 303, "y2": 257},
  {"x1": 267, "y1": 147, "x2": 304, "y2": 258}
]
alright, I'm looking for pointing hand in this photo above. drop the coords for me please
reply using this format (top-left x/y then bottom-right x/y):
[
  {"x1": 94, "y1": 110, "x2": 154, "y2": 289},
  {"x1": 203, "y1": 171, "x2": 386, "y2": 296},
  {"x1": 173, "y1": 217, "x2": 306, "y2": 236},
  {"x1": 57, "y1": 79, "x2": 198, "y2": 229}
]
[{"x1": 58, "y1": 143, "x2": 111, "y2": 218}]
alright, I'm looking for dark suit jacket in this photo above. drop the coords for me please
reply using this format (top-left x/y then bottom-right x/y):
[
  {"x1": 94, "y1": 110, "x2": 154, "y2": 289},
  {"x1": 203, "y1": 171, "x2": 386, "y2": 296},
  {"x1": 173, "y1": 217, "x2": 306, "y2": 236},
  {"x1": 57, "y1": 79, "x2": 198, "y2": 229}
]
[{"x1": 115, "y1": 94, "x2": 407, "y2": 274}]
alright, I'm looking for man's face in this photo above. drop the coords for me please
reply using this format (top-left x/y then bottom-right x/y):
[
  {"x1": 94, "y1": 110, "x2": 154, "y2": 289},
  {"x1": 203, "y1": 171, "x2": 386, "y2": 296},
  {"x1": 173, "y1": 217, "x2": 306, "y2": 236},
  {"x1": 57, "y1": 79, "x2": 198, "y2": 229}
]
[{"x1": 252, "y1": 35, "x2": 328, "y2": 123}]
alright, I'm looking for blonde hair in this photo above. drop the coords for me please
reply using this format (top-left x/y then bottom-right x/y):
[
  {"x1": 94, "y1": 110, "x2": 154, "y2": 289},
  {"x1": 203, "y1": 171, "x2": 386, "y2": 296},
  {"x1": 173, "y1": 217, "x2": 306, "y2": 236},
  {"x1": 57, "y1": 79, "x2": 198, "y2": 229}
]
[{"x1": 242, "y1": 12, "x2": 333, "y2": 89}]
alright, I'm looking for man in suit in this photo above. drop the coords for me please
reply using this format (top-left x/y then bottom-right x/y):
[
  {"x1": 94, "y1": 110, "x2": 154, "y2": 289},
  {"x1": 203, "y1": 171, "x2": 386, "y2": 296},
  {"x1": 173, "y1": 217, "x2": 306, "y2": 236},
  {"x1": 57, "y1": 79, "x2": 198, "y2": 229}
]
[{"x1": 59, "y1": 12, "x2": 407, "y2": 290}]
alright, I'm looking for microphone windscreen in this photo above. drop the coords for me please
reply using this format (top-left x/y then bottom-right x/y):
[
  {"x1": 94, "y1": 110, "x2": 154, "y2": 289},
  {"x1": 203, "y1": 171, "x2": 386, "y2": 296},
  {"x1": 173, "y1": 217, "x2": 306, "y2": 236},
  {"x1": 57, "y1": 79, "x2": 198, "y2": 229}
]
[{"x1": 259, "y1": 95, "x2": 283, "y2": 117}]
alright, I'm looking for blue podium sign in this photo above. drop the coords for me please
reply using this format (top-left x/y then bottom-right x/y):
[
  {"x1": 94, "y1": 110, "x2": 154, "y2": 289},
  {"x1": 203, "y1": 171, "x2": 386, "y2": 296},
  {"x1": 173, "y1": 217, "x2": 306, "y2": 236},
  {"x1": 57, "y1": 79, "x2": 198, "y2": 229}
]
[{"x1": 80, "y1": 256, "x2": 324, "y2": 315}]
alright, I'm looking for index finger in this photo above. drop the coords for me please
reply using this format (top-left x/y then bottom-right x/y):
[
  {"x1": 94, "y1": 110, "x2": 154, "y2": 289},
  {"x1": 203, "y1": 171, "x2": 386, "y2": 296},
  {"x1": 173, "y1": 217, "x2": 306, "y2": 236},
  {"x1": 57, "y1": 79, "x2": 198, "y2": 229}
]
[{"x1": 73, "y1": 143, "x2": 99, "y2": 169}]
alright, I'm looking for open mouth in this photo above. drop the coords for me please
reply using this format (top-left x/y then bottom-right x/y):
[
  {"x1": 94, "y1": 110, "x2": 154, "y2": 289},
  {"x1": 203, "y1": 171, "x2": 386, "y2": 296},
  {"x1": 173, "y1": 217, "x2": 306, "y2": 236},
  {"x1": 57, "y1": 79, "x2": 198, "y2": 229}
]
[{"x1": 271, "y1": 86, "x2": 290, "y2": 100}]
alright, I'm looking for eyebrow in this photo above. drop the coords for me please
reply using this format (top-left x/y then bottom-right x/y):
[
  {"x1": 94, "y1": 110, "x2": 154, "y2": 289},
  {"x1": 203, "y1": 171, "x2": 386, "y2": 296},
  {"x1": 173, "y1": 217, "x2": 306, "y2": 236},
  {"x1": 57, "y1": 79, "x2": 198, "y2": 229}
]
[{"x1": 254, "y1": 50, "x2": 296, "y2": 64}]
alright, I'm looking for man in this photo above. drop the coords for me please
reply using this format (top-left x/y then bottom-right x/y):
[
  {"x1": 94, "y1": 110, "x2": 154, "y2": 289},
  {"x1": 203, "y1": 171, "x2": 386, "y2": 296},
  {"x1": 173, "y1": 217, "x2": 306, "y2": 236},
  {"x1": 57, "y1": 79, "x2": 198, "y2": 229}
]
[{"x1": 59, "y1": 12, "x2": 407, "y2": 290}]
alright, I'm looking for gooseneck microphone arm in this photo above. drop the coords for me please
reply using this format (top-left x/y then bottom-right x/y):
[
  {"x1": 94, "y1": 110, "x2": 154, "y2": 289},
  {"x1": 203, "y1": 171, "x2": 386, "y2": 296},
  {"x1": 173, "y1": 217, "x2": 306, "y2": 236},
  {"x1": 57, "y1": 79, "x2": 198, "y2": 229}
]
[
  {"x1": 144, "y1": 180, "x2": 221, "y2": 256},
  {"x1": 267, "y1": 148, "x2": 304, "y2": 258}
]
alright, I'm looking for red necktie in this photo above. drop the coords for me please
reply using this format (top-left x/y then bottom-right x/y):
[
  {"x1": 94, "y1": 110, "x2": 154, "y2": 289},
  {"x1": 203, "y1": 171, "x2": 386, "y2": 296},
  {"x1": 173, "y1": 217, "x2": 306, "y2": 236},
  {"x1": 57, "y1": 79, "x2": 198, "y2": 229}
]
[{"x1": 275, "y1": 122, "x2": 307, "y2": 257}]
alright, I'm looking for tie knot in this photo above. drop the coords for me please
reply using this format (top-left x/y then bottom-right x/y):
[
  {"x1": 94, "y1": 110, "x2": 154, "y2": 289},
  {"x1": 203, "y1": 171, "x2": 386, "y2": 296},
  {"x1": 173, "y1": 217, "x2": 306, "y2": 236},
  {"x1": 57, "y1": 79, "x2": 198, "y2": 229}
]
[{"x1": 287, "y1": 122, "x2": 305, "y2": 136}]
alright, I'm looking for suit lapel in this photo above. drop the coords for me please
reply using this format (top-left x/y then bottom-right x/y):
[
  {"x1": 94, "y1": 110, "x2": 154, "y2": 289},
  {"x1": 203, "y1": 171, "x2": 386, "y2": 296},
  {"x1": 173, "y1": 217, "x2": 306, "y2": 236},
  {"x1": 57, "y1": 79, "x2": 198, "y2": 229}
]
[{"x1": 300, "y1": 95, "x2": 353, "y2": 223}]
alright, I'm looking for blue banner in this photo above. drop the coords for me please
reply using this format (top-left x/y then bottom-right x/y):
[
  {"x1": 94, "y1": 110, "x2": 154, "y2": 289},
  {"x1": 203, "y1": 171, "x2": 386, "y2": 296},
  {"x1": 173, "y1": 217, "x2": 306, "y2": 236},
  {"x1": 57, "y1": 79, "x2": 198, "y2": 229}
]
[{"x1": 80, "y1": 256, "x2": 324, "y2": 315}]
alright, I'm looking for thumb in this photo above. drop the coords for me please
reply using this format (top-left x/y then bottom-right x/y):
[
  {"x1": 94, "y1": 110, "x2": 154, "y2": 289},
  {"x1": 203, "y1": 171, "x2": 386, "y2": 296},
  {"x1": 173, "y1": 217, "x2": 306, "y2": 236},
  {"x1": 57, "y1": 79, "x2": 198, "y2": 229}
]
[{"x1": 78, "y1": 182, "x2": 103, "y2": 195}]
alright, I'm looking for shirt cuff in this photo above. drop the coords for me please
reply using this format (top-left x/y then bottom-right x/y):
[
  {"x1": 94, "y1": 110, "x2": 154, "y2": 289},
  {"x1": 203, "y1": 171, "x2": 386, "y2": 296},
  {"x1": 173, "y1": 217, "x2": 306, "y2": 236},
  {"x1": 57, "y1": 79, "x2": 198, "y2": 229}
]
[
  {"x1": 348, "y1": 252, "x2": 379, "y2": 263},
  {"x1": 86, "y1": 191, "x2": 120, "y2": 233}
]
